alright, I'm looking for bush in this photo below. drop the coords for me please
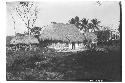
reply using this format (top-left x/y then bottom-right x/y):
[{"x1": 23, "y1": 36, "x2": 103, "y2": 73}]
[{"x1": 97, "y1": 30, "x2": 110, "y2": 45}]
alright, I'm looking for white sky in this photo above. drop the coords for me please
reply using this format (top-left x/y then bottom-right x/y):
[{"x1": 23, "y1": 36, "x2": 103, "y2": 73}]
[{"x1": 6, "y1": 1, "x2": 120, "y2": 36}]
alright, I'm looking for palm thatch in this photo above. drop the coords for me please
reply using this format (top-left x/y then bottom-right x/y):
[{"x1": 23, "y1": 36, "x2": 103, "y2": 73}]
[
  {"x1": 84, "y1": 32, "x2": 98, "y2": 42},
  {"x1": 10, "y1": 35, "x2": 39, "y2": 44},
  {"x1": 40, "y1": 23, "x2": 85, "y2": 42}
]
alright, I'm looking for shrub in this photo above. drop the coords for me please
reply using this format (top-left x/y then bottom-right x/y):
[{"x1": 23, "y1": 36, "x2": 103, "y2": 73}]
[{"x1": 97, "y1": 30, "x2": 110, "y2": 45}]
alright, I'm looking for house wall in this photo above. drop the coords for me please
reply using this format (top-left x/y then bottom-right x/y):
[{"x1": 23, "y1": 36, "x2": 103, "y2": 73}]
[
  {"x1": 69, "y1": 43, "x2": 72, "y2": 49},
  {"x1": 48, "y1": 42, "x2": 86, "y2": 50}
]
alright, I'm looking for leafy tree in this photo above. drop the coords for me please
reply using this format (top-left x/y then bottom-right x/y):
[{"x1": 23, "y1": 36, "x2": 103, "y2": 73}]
[
  {"x1": 30, "y1": 27, "x2": 42, "y2": 42},
  {"x1": 15, "y1": 1, "x2": 40, "y2": 35},
  {"x1": 31, "y1": 27, "x2": 41, "y2": 36},
  {"x1": 97, "y1": 30, "x2": 110, "y2": 43}
]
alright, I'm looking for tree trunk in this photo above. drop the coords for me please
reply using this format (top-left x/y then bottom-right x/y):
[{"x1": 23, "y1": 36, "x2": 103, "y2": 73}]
[
  {"x1": 28, "y1": 28, "x2": 29, "y2": 35},
  {"x1": 13, "y1": 21, "x2": 16, "y2": 35},
  {"x1": 29, "y1": 44, "x2": 32, "y2": 50},
  {"x1": 27, "y1": 20, "x2": 30, "y2": 35}
]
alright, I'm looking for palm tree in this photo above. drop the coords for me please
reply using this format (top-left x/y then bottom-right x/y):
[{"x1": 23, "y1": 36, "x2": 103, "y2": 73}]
[
  {"x1": 87, "y1": 23, "x2": 94, "y2": 32},
  {"x1": 69, "y1": 16, "x2": 80, "y2": 29},
  {"x1": 74, "y1": 16, "x2": 79, "y2": 22},
  {"x1": 80, "y1": 18, "x2": 89, "y2": 32},
  {"x1": 69, "y1": 18, "x2": 75, "y2": 24},
  {"x1": 91, "y1": 18, "x2": 100, "y2": 32},
  {"x1": 74, "y1": 16, "x2": 80, "y2": 28}
]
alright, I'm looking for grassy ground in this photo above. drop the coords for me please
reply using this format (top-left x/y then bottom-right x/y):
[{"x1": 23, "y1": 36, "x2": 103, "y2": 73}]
[{"x1": 6, "y1": 45, "x2": 121, "y2": 81}]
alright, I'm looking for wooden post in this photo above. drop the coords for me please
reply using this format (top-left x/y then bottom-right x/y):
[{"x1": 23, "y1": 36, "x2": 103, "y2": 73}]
[
  {"x1": 72, "y1": 42, "x2": 75, "y2": 50},
  {"x1": 15, "y1": 45, "x2": 17, "y2": 51},
  {"x1": 29, "y1": 44, "x2": 32, "y2": 50},
  {"x1": 19, "y1": 44, "x2": 21, "y2": 50}
]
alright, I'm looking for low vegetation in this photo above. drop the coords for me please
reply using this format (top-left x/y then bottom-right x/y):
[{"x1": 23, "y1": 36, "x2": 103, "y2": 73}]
[{"x1": 6, "y1": 42, "x2": 121, "y2": 81}]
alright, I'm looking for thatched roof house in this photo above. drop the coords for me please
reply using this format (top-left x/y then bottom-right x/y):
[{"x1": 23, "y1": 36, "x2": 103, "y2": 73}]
[
  {"x1": 39, "y1": 23, "x2": 85, "y2": 43},
  {"x1": 10, "y1": 35, "x2": 39, "y2": 45}
]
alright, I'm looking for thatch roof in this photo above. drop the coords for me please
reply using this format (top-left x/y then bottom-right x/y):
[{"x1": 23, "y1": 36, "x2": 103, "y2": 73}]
[
  {"x1": 10, "y1": 35, "x2": 39, "y2": 44},
  {"x1": 39, "y1": 23, "x2": 85, "y2": 42},
  {"x1": 84, "y1": 32, "x2": 97, "y2": 42}
]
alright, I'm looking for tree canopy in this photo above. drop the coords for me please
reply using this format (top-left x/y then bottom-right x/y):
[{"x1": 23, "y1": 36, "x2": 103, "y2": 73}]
[{"x1": 69, "y1": 16, "x2": 101, "y2": 32}]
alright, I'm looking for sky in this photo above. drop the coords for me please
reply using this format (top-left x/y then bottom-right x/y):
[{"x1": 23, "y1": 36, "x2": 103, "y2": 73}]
[{"x1": 6, "y1": 1, "x2": 120, "y2": 36}]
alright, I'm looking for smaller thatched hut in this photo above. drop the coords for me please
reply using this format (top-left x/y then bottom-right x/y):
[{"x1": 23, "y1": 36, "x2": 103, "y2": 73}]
[
  {"x1": 39, "y1": 23, "x2": 86, "y2": 50},
  {"x1": 10, "y1": 35, "x2": 39, "y2": 44},
  {"x1": 10, "y1": 35, "x2": 39, "y2": 51}
]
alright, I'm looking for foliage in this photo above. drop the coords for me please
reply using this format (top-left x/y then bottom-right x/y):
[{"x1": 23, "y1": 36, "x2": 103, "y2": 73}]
[
  {"x1": 80, "y1": 18, "x2": 89, "y2": 31},
  {"x1": 97, "y1": 30, "x2": 111, "y2": 43},
  {"x1": 30, "y1": 27, "x2": 42, "y2": 36},
  {"x1": 68, "y1": 16, "x2": 101, "y2": 32},
  {"x1": 69, "y1": 16, "x2": 80, "y2": 28},
  {"x1": 30, "y1": 26, "x2": 42, "y2": 41},
  {"x1": 91, "y1": 18, "x2": 100, "y2": 31}
]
